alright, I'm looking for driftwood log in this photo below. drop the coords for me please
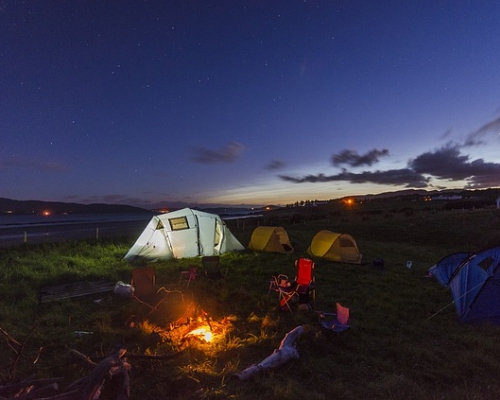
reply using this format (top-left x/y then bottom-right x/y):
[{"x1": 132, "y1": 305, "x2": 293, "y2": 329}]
[
  {"x1": 64, "y1": 346, "x2": 130, "y2": 400},
  {"x1": 0, "y1": 346, "x2": 130, "y2": 400},
  {"x1": 0, "y1": 378, "x2": 64, "y2": 399},
  {"x1": 1, "y1": 325, "x2": 185, "y2": 400},
  {"x1": 234, "y1": 325, "x2": 304, "y2": 380}
]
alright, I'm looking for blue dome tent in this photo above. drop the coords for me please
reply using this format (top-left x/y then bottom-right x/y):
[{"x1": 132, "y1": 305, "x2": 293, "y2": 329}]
[{"x1": 429, "y1": 246, "x2": 500, "y2": 324}]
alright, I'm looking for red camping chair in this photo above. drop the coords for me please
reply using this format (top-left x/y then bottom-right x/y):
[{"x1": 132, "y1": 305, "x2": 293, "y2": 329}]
[
  {"x1": 275, "y1": 258, "x2": 315, "y2": 312},
  {"x1": 318, "y1": 302, "x2": 350, "y2": 332}
]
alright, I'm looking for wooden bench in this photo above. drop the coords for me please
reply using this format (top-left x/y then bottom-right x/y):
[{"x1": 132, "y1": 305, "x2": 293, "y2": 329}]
[{"x1": 39, "y1": 280, "x2": 116, "y2": 303}]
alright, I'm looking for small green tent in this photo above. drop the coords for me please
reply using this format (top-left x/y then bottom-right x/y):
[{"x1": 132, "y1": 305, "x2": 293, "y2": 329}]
[
  {"x1": 248, "y1": 226, "x2": 294, "y2": 254},
  {"x1": 307, "y1": 230, "x2": 361, "y2": 264}
]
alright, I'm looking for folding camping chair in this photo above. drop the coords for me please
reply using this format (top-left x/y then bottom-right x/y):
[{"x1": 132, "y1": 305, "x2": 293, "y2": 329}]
[
  {"x1": 178, "y1": 265, "x2": 197, "y2": 289},
  {"x1": 273, "y1": 257, "x2": 315, "y2": 312},
  {"x1": 268, "y1": 274, "x2": 291, "y2": 295},
  {"x1": 130, "y1": 266, "x2": 167, "y2": 312},
  {"x1": 131, "y1": 266, "x2": 157, "y2": 300},
  {"x1": 201, "y1": 256, "x2": 228, "y2": 283},
  {"x1": 318, "y1": 302, "x2": 350, "y2": 332}
]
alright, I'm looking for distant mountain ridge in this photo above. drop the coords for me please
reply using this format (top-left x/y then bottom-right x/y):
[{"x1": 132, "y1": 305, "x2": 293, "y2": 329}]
[
  {"x1": 1, "y1": 187, "x2": 499, "y2": 215},
  {"x1": 0, "y1": 198, "x2": 151, "y2": 215},
  {"x1": 350, "y1": 187, "x2": 500, "y2": 201}
]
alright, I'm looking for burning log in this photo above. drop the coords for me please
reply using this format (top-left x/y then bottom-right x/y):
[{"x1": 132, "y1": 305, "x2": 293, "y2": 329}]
[
  {"x1": 234, "y1": 326, "x2": 305, "y2": 381},
  {"x1": 171, "y1": 309, "x2": 235, "y2": 346}
]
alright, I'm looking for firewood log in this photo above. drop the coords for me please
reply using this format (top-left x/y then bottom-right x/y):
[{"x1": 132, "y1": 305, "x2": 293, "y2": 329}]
[{"x1": 234, "y1": 326, "x2": 304, "y2": 380}]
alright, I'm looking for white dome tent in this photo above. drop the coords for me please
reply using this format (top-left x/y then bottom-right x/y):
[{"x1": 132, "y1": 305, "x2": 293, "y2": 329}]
[{"x1": 124, "y1": 208, "x2": 244, "y2": 262}]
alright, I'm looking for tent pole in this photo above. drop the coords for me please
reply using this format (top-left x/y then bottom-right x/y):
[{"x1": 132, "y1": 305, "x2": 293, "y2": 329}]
[{"x1": 427, "y1": 281, "x2": 484, "y2": 321}]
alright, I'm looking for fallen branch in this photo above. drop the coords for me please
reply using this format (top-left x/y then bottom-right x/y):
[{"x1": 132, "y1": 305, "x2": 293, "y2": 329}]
[
  {"x1": 65, "y1": 346, "x2": 128, "y2": 399},
  {"x1": 10, "y1": 382, "x2": 60, "y2": 400},
  {"x1": 1, "y1": 347, "x2": 130, "y2": 400},
  {"x1": 3, "y1": 323, "x2": 38, "y2": 380},
  {"x1": 234, "y1": 326, "x2": 304, "y2": 380},
  {"x1": 0, "y1": 341, "x2": 184, "y2": 399},
  {"x1": 0, "y1": 327, "x2": 22, "y2": 350},
  {"x1": 67, "y1": 348, "x2": 97, "y2": 369},
  {"x1": 0, "y1": 378, "x2": 64, "y2": 399}
]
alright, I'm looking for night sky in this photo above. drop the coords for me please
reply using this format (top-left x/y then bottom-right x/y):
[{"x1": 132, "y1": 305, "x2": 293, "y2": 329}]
[{"x1": 2, "y1": 1, "x2": 500, "y2": 209}]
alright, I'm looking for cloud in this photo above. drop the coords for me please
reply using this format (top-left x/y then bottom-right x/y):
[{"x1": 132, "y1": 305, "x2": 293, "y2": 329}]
[
  {"x1": 192, "y1": 141, "x2": 245, "y2": 164},
  {"x1": 409, "y1": 144, "x2": 500, "y2": 188},
  {"x1": 75, "y1": 194, "x2": 171, "y2": 209},
  {"x1": 266, "y1": 159, "x2": 286, "y2": 170},
  {"x1": 439, "y1": 128, "x2": 453, "y2": 141},
  {"x1": 77, "y1": 194, "x2": 136, "y2": 204},
  {"x1": 332, "y1": 148, "x2": 389, "y2": 167},
  {"x1": 409, "y1": 145, "x2": 468, "y2": 180},
  {"x1": 0, "y1": 157, "x2": 67, "y2": 172},
  {"x1": 464, "y1": 115, "x2": 500, "y2": 147},
  {"x1": 280, "y1": 143, "x2": 500, "y2": 190},
  {"x1": 280, "y1": 168, "x2": 429, "y2": 187}
]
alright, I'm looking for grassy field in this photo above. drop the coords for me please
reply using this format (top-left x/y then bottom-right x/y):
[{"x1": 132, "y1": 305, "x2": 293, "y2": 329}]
[{"x1": 1, "y1": 206, "x2": 500, "y2": 399}]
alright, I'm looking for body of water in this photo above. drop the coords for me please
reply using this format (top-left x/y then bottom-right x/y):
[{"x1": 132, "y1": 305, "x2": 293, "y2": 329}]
[
  {"x1": 0, "y1": 213, "x2": 153, "y2": 247},
  {"x1": 0, "y1": 210, "x2": 261, "y2": 247},
  {"x1": 0, "y1": 213, "x2": 155, "y2": 228}
]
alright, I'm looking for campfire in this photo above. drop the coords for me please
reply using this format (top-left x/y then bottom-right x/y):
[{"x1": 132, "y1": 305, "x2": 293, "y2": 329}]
[
  {"x1": 137, "y1": 304, "x2": 235, "y2": 350},
  {"x1": 179, "y1": 311, "x2": 232, "y2": 346},
  {"x1": 185, "y1": 326, "x2": 213, "y2": 342}
]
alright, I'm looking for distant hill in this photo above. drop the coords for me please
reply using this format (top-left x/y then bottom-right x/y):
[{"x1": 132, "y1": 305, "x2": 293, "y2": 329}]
[
  {"x1": 2, "y1": 187, "x2": 499, "y2": 216},
  {"x1": 0, "y1": 198, "x2": 151, "y2": 215},
  {"x1": 350, "y1": 188, "x2": 500, "y2": 201}
]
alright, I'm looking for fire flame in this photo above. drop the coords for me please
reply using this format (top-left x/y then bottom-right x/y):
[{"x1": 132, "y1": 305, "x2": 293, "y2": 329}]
[{"x1": 186, "y1": 326, "x2": 213, "y2": 342}]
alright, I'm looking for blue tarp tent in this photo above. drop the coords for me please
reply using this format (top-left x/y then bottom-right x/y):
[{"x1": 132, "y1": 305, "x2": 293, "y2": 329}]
[{"x1": 429, "y1": 246, "x2": 500, "y2": 324}]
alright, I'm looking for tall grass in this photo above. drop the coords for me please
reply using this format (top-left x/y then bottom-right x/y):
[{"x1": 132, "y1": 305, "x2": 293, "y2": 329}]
[{"x1": 0, "y1": 208, "x2": 499, "y2": 399}]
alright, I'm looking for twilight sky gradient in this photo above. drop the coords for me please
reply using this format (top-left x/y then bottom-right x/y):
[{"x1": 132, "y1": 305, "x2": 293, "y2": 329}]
[{"x1": 2, "y1": 0, "x2": 500, "y2": 209}]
